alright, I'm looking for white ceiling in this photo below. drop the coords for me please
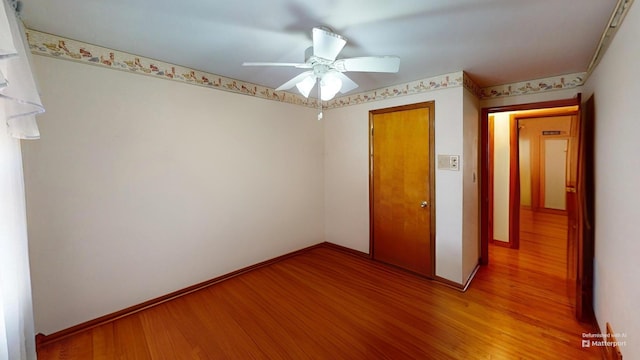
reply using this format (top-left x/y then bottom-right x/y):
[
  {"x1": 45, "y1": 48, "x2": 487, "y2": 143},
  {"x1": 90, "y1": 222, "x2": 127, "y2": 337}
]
[{"x1": 21, "y1": 0, "x2": 618, "y2": 95}]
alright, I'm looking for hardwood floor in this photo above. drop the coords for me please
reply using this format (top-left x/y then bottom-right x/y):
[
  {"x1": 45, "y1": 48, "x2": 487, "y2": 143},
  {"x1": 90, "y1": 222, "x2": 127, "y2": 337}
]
[
  {"x1": 37, "y1": 240, "x2": 601, "y2": 359},
  {"x1": 519, "y1": 208, "x2": 569, "y2": 279}
]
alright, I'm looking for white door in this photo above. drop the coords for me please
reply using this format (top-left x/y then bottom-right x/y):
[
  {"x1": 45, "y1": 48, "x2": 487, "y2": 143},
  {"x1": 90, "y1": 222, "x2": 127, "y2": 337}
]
[{"x1": 543, "y1": 139, "x2": 568, "y2": 210}]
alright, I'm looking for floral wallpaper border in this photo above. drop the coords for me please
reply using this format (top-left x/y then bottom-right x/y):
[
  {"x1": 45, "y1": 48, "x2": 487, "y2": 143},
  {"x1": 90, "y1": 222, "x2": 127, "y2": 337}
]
[
  {"x1": 26, "y1": 29, "x2": 318, "y2": 108},
  {"x1": 26, "y1": 29, "x2": 585, "y2": 107},
  {"x1": 480, "y1": 73, "x2": 586, "y2": 98},
  {"x1": 326, "y1": 72, "x2": 479, "y2": 109}
]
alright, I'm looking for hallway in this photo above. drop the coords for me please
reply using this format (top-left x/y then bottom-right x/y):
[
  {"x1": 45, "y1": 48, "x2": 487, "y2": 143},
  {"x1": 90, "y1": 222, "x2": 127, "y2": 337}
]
[
  {"x1": 518, "y1": 208, "x2": 570, "y2": 279},
  {"x1": 479, "y1": 207, "x2": 598, "y2": 357}
]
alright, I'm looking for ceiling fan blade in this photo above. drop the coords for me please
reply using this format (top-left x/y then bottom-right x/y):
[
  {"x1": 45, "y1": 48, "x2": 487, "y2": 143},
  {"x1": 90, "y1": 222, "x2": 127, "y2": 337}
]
[
  {"x1": 312, "y1": 27, "x2": 346, "y2": 61},
  {"x1": 243, "y1": 62, "x2": 311, "y2": 68},
  {"x1": 335, "y1": 72, "x2": 359, "y2": 94},
  {"x1": 275, "y1": 71, "x2": 314, "y2": 91},
  {"x1": 334, "y1": 56, "x2": 400, "y2": 73}
]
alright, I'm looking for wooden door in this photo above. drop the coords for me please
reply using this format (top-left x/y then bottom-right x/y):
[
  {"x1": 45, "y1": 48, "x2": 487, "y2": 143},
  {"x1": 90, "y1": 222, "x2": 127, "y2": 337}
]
[
  {"x1": 370, "y1": 102, "x2": 434, "y2": 277},
  {"x1": 575, "y1": 94, "x2": 595, "y2": 322}
]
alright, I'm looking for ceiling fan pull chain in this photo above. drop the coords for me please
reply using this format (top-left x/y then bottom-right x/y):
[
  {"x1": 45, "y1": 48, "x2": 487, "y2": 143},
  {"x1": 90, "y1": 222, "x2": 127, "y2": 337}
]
[{"x1": 318, "y1": 84, "x2": 323, "y2": 120}]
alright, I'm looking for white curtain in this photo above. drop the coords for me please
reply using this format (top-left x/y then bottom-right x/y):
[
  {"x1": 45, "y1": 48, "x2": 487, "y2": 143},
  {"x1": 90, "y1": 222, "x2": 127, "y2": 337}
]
[
  {"x1": 0, "y1": 113, "x2": 36, "y2": 360},
  {"x1": 0, "y1": 0, "x2": 43, "y2": 359},
  {"x1": 1, "y1": 0, "x2": 43, "y2": 139}
]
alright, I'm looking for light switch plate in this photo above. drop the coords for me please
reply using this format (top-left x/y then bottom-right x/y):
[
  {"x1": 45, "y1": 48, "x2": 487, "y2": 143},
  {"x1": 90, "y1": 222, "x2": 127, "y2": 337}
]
[{"x1": 437, "y1": 155, "x2": 460, "y2": 171}]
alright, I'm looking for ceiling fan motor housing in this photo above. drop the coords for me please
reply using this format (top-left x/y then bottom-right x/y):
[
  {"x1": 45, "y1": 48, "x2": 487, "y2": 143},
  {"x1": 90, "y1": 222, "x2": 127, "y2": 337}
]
[
  {"x1": 304, "y1": 46, "x2": 314, "y2": 63},
  {"x1": 305, "y1": 46, "x2": 334, "y2": 68}
]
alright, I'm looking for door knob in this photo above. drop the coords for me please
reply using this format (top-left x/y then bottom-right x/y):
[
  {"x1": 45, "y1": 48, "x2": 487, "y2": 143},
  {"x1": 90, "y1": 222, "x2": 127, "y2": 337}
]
[{"x1": 421, "y1": 201, "x2": 430, "y2": 208}]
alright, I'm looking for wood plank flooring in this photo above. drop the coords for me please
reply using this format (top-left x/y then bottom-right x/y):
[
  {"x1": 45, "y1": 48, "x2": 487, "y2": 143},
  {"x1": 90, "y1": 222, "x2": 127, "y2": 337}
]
[
  {"x1": 519, "y1": 208, "x2": 569, "y2": 279},
  {"x1": 38, "y1": 233, "x2": 600, "y2": 359}
]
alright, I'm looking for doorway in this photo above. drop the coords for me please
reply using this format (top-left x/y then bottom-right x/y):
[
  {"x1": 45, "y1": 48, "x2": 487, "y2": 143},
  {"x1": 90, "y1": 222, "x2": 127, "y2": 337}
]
[
  {"x1": 487, "y1": 109, "x2": 577, "y2": 250},
  {"x1": 517, "y1": 112, "x2": 577, "y2": 214},
  {"x1": 369, "y1": 102, "x2": 435, "y2": 277},
  {"x1": 480, "y1": 95, "x2": 594, "y2": 322}
]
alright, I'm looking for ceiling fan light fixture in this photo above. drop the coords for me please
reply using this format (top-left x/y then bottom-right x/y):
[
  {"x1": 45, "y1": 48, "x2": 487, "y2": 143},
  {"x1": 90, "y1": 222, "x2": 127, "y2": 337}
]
[
  {"x1": 295, "y1": 75, "x2": 316, "y2": 98},
  {"x1": 320, "y1": 71, "x2": 341, "y2": 101},
  {"x1": 243, "y1": 27, "x2": 400, "y2": 118}
]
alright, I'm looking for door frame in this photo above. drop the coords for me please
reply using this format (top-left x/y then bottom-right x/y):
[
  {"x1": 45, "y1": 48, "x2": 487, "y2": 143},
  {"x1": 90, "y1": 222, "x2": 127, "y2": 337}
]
[
  {"x1": 368, "y1": 101, "x2": 436, "y2": 278},
  {"x1": 480, "y1": 95, "x2": 595, "y2": 322},
  {"x1": 487, "y1": 113, "x2": 520, "y2": 249},
  {"x1": 514, "y1": 111, "x2": 578, "y2": 214},
  {"x1": 481, "y1": 97, "x2": 580, "y2": 264}
]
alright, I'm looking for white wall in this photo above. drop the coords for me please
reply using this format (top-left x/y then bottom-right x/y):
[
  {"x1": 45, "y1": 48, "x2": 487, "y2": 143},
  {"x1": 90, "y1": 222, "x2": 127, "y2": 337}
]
[
  {"x1": 323, "y1": 100, "x2": 371, "y2": 254},
  {"x1": 582, "y1": 2, "x2": 640, "y2": 358},
  {"x1": 324, "y1": 86, "x2": 475, "y2": 284},
  {"x1": 462, "y1": 89, "x2": 479, "y2": 283},
  {"x1": 23, "y1": 56, "x2": 324, "y2": 334}
]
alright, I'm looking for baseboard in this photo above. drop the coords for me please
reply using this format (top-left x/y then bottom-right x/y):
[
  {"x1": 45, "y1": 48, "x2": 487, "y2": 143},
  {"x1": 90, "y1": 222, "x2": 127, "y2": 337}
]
[
  {"x1": 35, "y1": 241, "x2": 467, "y2": 350},
  {"x1": 36, "y1": 242, "x2": 327, "y2": 350},
  {"x1": 604, "y1": 322, "x2": 624, "y2": 360},
  {"x1": 324, "y1": 242, "x2": 479, "y2": 292},
  {"x1": 490, "y1": 239, "x2": 513, "y2": 248},
  {"x1": 462, "y1": 264, "x2": 481, "y2": 291},
  {"x1": 322, "y1": 241, "x2": 370, "y2": 258},
  {"x1": 433, "y1": 275, "x2": 465, "y2": 291},
  {"x1": 431, "y1": 264, "x2": 480, "y2": 292},
  {"x1": 590, "y1": 317, "x2": 624, "y2": 359}
]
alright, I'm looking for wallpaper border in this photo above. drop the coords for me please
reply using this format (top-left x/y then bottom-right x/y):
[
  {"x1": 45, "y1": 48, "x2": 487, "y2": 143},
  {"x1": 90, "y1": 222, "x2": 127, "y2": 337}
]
[
  {"x1": 26, "y1": 29, "x2": 585, "y2": 107},
  {"x1": 480, "y1": 73, "x2": 586, "y2": 99},
  {"x1": 326, "y1": 72, "x2": 478, "y2": 109},
  {"x1": 26, "y1": 29, "x2": 318, "y2": 108}
]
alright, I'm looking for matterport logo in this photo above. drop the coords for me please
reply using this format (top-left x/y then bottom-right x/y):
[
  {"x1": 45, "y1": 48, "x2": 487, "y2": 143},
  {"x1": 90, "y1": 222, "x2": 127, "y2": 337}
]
[{"x1": 581, "y1": 332, "x2": 627, "y2": 348}]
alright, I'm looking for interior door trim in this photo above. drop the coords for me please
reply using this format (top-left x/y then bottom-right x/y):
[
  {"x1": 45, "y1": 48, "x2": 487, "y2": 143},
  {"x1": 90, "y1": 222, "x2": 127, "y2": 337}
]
[
  {"x1": 480, "y1": 97, "x2": 580, "y2": 265},
  {"x1": 480, "y1": 95, "x2": 595, "y2": 323},
  {"x1": 487, "y1": 114, "x2": 520, "y2": 249}
]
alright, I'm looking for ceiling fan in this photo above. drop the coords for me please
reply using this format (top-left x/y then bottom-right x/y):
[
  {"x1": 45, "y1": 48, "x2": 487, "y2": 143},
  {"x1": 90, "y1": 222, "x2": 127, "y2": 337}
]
[{"x1": 243, "y1": 27, "x2": 400, "y2": 119}]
